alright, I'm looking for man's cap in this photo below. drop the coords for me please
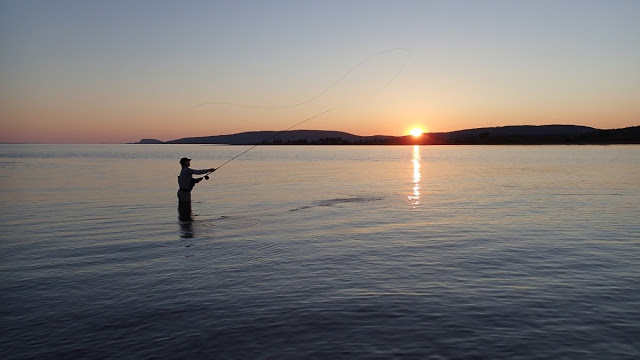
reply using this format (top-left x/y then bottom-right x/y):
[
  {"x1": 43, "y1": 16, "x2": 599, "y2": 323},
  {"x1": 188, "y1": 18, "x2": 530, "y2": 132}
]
[{"x1": 179, "y1": 157, "x2": 191, "y2": 165}]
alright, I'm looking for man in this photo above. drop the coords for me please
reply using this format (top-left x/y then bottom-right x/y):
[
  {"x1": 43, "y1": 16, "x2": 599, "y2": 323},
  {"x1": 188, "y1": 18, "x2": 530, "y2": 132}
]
[{"x1": 177, "y1": 157, "x2": 216, "y2": 207}]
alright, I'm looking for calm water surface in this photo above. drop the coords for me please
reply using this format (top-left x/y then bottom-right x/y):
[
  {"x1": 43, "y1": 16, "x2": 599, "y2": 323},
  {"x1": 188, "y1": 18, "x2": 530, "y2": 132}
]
[{"x1": 1, "y1": 144, "x2": 639, "y2": 359}]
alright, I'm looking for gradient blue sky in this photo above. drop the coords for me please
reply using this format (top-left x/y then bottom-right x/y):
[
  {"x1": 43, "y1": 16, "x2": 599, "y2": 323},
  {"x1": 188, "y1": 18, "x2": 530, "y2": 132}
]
[{"x1": 1, "y1": 0, "x2": 639, "y2": 143}]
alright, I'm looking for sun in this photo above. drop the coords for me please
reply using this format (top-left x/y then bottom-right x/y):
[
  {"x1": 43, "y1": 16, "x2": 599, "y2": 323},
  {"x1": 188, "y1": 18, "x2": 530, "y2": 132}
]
[{"x1": 409, "y1": 128, "x2": 424, "y2": 137}]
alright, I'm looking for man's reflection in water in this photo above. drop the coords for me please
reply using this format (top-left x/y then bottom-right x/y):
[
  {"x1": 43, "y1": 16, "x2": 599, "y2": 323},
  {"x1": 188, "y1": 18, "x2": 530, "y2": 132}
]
[{"x1": 178, "y1": 202, "x2": 194, "y2": 239}]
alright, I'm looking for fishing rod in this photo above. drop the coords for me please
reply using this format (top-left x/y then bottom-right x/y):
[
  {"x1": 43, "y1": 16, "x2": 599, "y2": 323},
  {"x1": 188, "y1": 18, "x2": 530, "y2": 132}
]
[{"x1": 201, "y1": 107, "x2": 335, "y2": 179}]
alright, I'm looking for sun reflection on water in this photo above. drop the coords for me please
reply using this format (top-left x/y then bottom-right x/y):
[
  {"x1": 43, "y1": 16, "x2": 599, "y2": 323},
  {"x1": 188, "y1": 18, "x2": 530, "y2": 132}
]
[{"x1": 408, "y1": 145, "x2": 421, "y2": 206}]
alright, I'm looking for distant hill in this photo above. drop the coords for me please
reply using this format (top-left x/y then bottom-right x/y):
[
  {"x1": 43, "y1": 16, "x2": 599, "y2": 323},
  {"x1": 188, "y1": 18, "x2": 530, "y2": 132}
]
[
  {"x1": 440, "y1": 125, "x2": 596, "y2": 139},
  {"x1": 159, "y1": 130, "x2": 396, "y2": 145},
  {"x1": 573, "y1": 126, "x2": 640, "y2": 143},
  {"x1": 136, "y1": 138, "x2": 164, "y2": 144},
  {"x1": 135, "y1": 125, "x2": 640, "y2": 145},
  {"x1": 424, "y1": 125, "x2": 598, "y2": 145}
]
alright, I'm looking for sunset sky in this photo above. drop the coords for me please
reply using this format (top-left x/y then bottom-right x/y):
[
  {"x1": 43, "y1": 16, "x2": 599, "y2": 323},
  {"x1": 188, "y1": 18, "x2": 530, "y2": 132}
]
[{"x1": 1, "y1": 0, "x2": 639, "y2": 143}]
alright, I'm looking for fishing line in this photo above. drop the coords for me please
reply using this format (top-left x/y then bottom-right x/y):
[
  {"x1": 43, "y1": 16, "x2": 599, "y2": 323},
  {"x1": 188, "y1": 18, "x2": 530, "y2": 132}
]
[
  {"x1": 196, "y1": 47, "x2": 411, "y2": 177},
  {"x1": 192, "y1": 48, "x2": 412, "y2": 110}
]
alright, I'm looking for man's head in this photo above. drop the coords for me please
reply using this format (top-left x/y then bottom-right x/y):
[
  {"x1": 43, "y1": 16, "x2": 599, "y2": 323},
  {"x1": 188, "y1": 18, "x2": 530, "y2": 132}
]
[{"x1": 179, "y1": 157, "x2": 191, "y2": 167}]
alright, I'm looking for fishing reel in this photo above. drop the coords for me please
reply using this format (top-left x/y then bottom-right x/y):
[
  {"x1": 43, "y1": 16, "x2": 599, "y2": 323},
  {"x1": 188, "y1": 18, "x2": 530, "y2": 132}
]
[{"x1": 204, "y1": 175, "x2": 209, "y2": 180}]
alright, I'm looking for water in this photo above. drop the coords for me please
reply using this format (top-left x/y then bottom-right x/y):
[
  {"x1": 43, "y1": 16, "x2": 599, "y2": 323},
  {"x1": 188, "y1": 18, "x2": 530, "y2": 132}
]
[{"x1": 1, "y1": 144, "x2": 639, "y2": 359}]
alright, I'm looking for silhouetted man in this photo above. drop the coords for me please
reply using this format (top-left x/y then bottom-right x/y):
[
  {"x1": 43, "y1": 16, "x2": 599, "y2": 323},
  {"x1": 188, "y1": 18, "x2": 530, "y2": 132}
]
[{"x1": 177, "y1": 157, "x2": 216, "y2": 219}]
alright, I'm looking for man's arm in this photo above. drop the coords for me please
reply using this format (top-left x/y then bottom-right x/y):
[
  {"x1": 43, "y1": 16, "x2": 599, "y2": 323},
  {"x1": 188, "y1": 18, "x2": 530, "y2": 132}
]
[{"x1": 192, "y1": 168, "x2": 216, "y2": 175}]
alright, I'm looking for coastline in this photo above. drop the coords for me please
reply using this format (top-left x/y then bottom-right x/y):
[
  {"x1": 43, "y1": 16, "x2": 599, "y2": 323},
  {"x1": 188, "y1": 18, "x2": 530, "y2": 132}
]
[{"x1": 135, "y1": 125, "x2": 640, "y2": 145}]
